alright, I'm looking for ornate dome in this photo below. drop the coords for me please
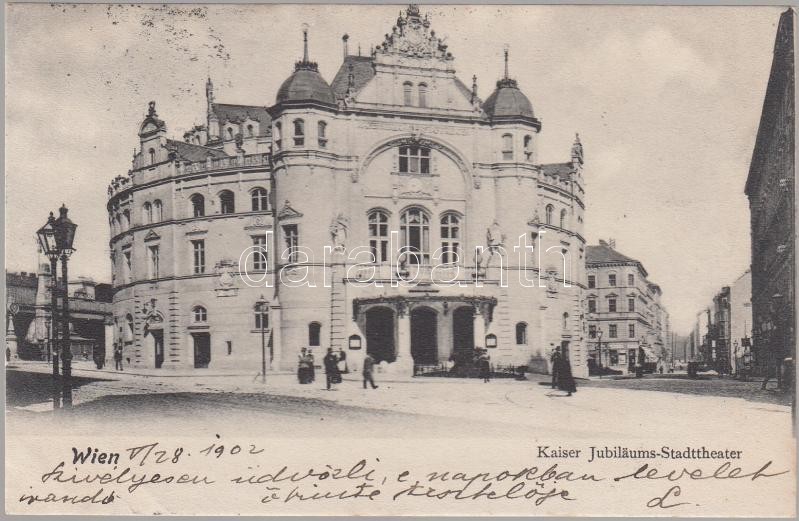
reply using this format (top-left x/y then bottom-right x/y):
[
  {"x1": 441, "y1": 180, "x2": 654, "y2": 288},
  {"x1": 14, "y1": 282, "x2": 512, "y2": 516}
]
[
  {"x1": 276, "y1": 64, "x2": 336, "y2": 106},
  {"x1": 482, "y1": 78, "x2": 535, "y2": 119}
]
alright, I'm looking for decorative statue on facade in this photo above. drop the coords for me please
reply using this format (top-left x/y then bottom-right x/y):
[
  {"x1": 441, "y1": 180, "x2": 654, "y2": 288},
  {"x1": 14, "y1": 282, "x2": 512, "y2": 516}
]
[{"x1": 329, "y1": 213, "x2": 350, "y2": 252}]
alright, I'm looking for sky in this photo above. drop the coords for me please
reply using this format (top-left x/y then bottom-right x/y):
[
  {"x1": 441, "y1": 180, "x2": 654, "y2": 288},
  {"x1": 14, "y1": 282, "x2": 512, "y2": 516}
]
[{"x1": 4, "y1": 4, "x2": 785, "y2": 334}]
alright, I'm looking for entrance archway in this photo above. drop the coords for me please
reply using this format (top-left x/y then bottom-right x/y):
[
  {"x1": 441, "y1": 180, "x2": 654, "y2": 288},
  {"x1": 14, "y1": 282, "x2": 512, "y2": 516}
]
[
  {"x1": 365, "y1": 307, "x2": 395, "y2": 363},
  {"x1": 144, "y1": 329, "x2": 164, "y2": 369},
  {"x1": 411, "y1": 306, "x2": 438, "y2": 364},
  {"x1": 452, "y1": 306, "x2": 474, "y2": 357}
]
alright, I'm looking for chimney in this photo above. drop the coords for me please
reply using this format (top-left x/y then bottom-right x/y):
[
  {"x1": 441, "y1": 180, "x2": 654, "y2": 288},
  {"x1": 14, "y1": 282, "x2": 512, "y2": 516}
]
[
  {"x1": 598, "y1": 239, "x2": 608, "y2": 247},
  {"x1": 342, "y1": 34, "x2": 349, "y2": 58},
  {"x1": 609, "y1": 238, "x2": 616, "y2": 249}
]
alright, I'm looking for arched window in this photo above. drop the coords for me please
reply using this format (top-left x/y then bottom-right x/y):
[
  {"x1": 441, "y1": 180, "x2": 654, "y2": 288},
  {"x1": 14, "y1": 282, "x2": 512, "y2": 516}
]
[
  {"x1": 227, "y1": 127, "x2": 234, "y2": 140},
  {"x1": 219, "y1": 190, "x2": 235, "y2": 214},
  {"x1": 440, "y1": 213, "x2": 460, "y2": 264},
  {"x1": 192, "y1": 306, "x2": 207, "y2": 323},
  {"x1": 274, "y1": 122, "x2": 282, "y2": 150},
  {"x1": 515, "y1": 322, "x2": 528, "y2": 345},
  {"x1": 251, "y1": 188, "x2": 268, "y2": 212},
  {"x1": 418, "y1": 83, "x2": 428, "y2": 108},
  {"x1": 125, "y1": 314, "x2": 134, "y2": 342},
  {"x1": 523, "y1": 135, "x2": 533, "y2": 160},
  {"x1": 403, "y1": 81, "x2": 413, "y2": 106},
  {"x1": 292, "y1": 119, "x2": 305, "y2": 146},
  {"x1": 545, "y1": 204, "x2": 554, "y2": 225},
  {"x1": 502, "y1": 134, "x2": 513, "y2": 160},
  {"x1": 142, "y1": 202, "x2": 152, "y2": 224},
  {"x1": 308, "y1": 322, "x2": 321, "y2": 347},
  {"x1": 190, "y1": 194, "x2": 205, "y2": 218},
  {"x1": 400, "y1": 207, "x2": 430, "y2": 265},
  {"x1": 317, "y1": 121, "x2": 328, "y2": 148},
  {"x1": 247, "y1": 124, "x2": 254, "y2": 138},
  {"x1": 368, "y1": 210, "x2": 389, "y2": 263},
  {"x1": 562, "y1": 312, "x2": 569, "y2": 330},
  {"x1": 148, "y1": 148, "x2": 155, "y2": 165},
  {"x1": 560, "y1": 209, "x2": 567, "y2": 229},
  {"x1": 122, "y1": 210, "x2": 131, "y2": 230},
  {"x1": 153, "y1": 200, "x2": 163, "y2": 222}
]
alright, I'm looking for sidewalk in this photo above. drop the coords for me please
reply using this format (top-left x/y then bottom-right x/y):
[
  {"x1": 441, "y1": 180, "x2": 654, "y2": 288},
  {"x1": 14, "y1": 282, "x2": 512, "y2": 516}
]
[{"x1": 7, "y1": 360, "x2": 293, "y2": 379}]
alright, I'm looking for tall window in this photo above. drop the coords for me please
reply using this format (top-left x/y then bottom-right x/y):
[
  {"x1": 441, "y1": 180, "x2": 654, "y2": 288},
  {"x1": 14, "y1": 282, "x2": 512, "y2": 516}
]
[
  {"x1": 148, "y1": 148, "x2": 155, "y2": 165},
  {"x1": 143, "y1": 202, "x2": 152, "y2": 224},
  {"x1": 403, "y1": 81, "x2": 413, "y2": 106},
  {"x1": 515, "y1": 322, "x2": 527, "y2": 345},
  {"x1": 283, "y1": 224, "x2": 299, "y2": 263},
  {"x1": 274, "y1": 122, "x2": 282, "y2": 151},
  {"x1": 247, "y1": 124, "x2": 254, "y2": 137},
  {"x1": 523, "y1": 135, "x2": 533, "y2": 160},
  {"x1": 292, "y1": 119, "x2": 304, "y2": 146},
  {"x1": 545, "y1": 205, "x2": 554, "y2": 225},
  {"x1": 588, "y1": 274, "x2": 596, "y2": 288},
  {"x1": 153, "y1": 200, "x2": 163, "y2": 222},
  {"x1": 608, "y1": 298, "x2": 617, "y2": 313},
  {"x1": 254, "y1": 305, "x2": 269, "y2": 330},
  {"x1": 560, "y1": 209, "x2": 567, "y2": 229},
  {"x1": 193, "y1": 306, "x2": 207, "y2": 323},
  {"x1": 123, "y1": 210, "x2": 131, "y2": 230},
  {"x1": 589, "y1": 325, "x2": 597, "y2": 339},
  {"x1": 399, "y1": 146, "x2": 430, "y2": 174},
  {"x1": 308, "y1": 322, "x2": 321, "y2": 347},
  {"x1": 588, "y1": 299, "x2": 596, "y2": 313},
  {"x1": 368, "y1": 210, "x2": 389, "y2": 263},
  {"x1": 562, "y1": 312, "x2": 569, "y2": 330},
  {"x1": 440, "y1": 213, "x2": 460, "y2": 264},
  {"x1": 628, "y1": 298, "x2": 635, "y2": 312},
  {"x1": 252, "y1": 235, "x2": 267, "y2": 270},
  {"x1": 147, "y1": 245, "x2": 159, "y2": 279},
  {"x1": 123, "y1": 251, "x2": 132, "y2": 282},
  {"x1": 192, "y1": 240, "x2": 206, "y2": 274},
  {"x1": 400, "y1": 208, "x2": 430, "y2": 265},
  {"x1": 190, "y1": 194, "x2": 205, "y2": 217},
  {"x1": 609, "y1": 324, "x2": 618, "y2": 339},
  {"x1": 418, "y1": 83, "x2": 428, "y2": 108},
  {"x1": 628, "y1": 323, "x2": 636, "y2": 338},
  {"x1": 628, "y1": 274, "x2": 635, "y2": 286},
  {"x1": 251, "y1": 188, "x2": 268, "y2": 212},
  {"x1": 219, "y1": 190, "x2": 235, "y2": 214},
  {"x1": 502, "y1": 134, "x2": 513, "y2": 160},
  {"x1": 608, "y1": 274, "x2": 616, "y2": 287},
  {"x1": 317, "y1": 121, "x2": 328, "y2": 148}
]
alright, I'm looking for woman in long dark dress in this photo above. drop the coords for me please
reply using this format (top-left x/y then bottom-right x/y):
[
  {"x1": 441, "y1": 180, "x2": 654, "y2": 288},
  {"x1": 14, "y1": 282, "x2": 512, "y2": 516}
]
[{"x1": 555, "y1": 348, "x2": 577, "y2": 396}]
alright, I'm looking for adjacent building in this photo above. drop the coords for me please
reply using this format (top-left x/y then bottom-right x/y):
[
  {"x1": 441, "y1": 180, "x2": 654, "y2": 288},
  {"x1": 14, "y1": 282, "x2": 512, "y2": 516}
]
[
  {"x1": 585, "y1": 240, "x2": 669, "y2": 374},
  {"x1": 745, "y1": 8, "x2": 795, "y2": 384},
  {"x1": 106, "y1": 6, "x2": 590, "y2": 376},
  {"x1": 729, "y1": 269, "x2": 753, "y2": 374}
]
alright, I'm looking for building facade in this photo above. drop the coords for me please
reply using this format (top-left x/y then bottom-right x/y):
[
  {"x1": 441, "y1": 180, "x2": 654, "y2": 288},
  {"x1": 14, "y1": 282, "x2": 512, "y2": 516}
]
[
  {"x1": 729, "y1": 269, "x2": 753, "y2": 374},
  {"x1": 585, "y1": 240, "x2": 669, "y2": 374},
  {"x1": 745, "y1": 9, "x2": 795, "y2": 383},
  {"x1": 106, "y1": 6, "x2": 589, "y2": 376}
]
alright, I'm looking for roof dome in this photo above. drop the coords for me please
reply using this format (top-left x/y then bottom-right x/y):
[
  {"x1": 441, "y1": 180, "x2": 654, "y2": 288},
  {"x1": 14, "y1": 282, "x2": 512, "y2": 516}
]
[
  {"x1": 276, "y1": 64, "x2": 336, "y2": 106},
  {"x1": 483, "y1": 78, "x2": 535, "y2": 119}
]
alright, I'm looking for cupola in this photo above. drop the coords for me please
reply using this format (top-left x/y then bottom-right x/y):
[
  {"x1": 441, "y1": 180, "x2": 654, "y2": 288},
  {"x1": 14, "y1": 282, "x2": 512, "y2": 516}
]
[
  {"x1": 275, "y1": 24, "x2": 336, "y2": 107},
  {"x1": 482, "y1": 46, "x2": 540, "y2": 128}
]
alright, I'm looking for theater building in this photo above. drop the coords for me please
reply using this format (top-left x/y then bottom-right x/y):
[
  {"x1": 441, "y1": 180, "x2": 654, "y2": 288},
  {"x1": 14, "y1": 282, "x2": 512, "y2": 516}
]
[{"x1": 107, "y1": 6, "x2": 589, "y2": 376}]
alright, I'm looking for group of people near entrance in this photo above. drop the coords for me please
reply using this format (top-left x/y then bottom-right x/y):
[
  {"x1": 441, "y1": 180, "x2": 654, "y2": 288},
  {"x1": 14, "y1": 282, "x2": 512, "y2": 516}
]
[{"x1": 298, "y1": 347, "x2": 379, "y2": 391}]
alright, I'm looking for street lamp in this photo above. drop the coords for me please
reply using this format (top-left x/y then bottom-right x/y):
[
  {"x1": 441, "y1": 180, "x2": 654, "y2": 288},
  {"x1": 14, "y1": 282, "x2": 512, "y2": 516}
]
[
  {"x1": 54, "y1": 204, "x2": 77, "y2": 409},
  {"x1": 36, "y1": 211, "x2": 61, "y2": 409},
  {"x1": 255, "y1": 295, "x2": 268, "y2": 384}
]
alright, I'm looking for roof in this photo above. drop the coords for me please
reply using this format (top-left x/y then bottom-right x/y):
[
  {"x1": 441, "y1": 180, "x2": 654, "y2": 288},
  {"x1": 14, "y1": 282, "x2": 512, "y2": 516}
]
[
  {"x1": 331, "y1": 55, "x2": 375, "y2": 99},
  {"x1": 212, "y1": 103, "x2": 272, "y2": 134},
  {"x1": 482, "y1": 78, "x2": 535, "y2": 119},
  {"x1": 540, "y1": 162, "x2": 574, "y2": 181},
  {"x1": 586, "y1": 242, "x2": 649, "y2": 277},
  {"x1": 166, "y1": 139, "x2": 230, "y2": 162},
  {"x1": 276, "y1": 65, "x2": 336, "y2": 106}
]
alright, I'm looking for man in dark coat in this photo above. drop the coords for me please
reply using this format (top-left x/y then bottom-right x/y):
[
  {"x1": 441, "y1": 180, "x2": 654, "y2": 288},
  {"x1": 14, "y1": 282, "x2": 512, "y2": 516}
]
[
  {"x1": 323, "y1": 348, "x2": 340, "y2": 390},
  {"x1": 362, "y1": 353, "x2": 378, "y2": 389},
  {"x1": 550, "y1": 346, "x2": 561, "y2": 389},
  {"x1": 114, "y1": 345, "x2": 123, "y2": 371},
  {"x1": 555, "y1": 347, "x2": 577, "y2": 396}
]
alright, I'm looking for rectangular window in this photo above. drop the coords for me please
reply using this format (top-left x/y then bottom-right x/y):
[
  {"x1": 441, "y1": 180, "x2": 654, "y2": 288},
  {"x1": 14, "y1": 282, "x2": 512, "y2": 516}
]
[
  {"x1": 147, "y1": 245, "x2": 159, "y2": 279},
  {"x1": 252, "y1": 236, "x2": 267, "y2": 270},
  {"x1": 609, "y1": 324, "x2": 618, "y2": 339},
  {"x1": 255, "y1": 310, "x2": 269, "y2": 330},
  {"x1": 609, "y1": 274, "x2": 616, "y2": 287},
  {"x1": 589, "y1": 325, "x2": 596, "y2": 339},
  {"x1": 588, "y1": 275, "x2": 595, "y2": 289},
  {"x1": 588, "y1": 299, "x2": 596, "y2": 313},
  {"x1": 283, "y1": 225, "x2": 299, "y2": 263},
  {"x1": 192, "y1": 240, "x2": 205, "y2": 274},
  {"x1": 608, "y1": 298, "x2": 617, "y2": 313},
  {"x1": 628, "y1": 274, "x2": 635, "y2": 286},
  {"x1": 399, "y1": 146, "x2": 430, "y2": 174},
  {"x1": 610, "y1": 350, "x2": 619, "y2": 365},
  {"x1": 628, "y1": 323, "x2": 636, "y2": 338},
  {"x1": 628, "y1": 298, "x2": 635, "y2": 312}
]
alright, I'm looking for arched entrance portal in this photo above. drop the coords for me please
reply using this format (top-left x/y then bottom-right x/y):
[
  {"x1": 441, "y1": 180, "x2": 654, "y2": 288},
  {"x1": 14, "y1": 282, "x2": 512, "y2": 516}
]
[
  {"x1": 452, "y1": 306, "x2": 474, "y2": 357},
  {"x1": 144, "y1": 329, "x2": 164, "y2": 369},
  {"x1": 411, "y1": 307, "x2": 438, "y2": 364},
  {"x1": 365, "y1": 307, "x2": 395, "y2": 363}
]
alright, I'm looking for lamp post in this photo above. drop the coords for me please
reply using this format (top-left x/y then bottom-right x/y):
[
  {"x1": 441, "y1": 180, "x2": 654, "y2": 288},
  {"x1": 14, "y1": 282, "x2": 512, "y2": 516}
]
[
  {"x1": 255, "y1": 295, "x2": 268, "y2": 384},
  {"x1": 596, "y1": 329, "x2": 603, "y2": 378},
  {"x1": 54, "y1": 204, "x2": 77, "y2": 409},
  {"x1": 36, "y1": 211, "x2": 61, "y2": 409}
]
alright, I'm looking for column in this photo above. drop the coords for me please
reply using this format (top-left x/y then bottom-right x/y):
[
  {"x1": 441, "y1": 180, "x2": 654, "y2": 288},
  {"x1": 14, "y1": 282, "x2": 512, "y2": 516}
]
[{"x1": 394, "y1": 301, "x2": 413, "y2": 375}]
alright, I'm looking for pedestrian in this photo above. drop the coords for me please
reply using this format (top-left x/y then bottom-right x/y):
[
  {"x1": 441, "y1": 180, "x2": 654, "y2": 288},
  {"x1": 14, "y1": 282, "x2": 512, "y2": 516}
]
[
  {"x1": 550, "y1": 345, "x2": 561, "y2": 389},
  {"x1": 555, "y1": 347, "x2": 577, "y2": 396},
  {"x1": 362, "y1": 353, "x2": 378, "y2": 389},
  {"x1": 297, "y1": 347, "x2": 309, "y2": 384},
  {"x1": 479, "y1": 351, "x2": 491, "y2": 383},
  {"x1": 114, "y1": 344, "x2": 123, "y2": 371},
  {"x1": 307, "y1": 349, "x2": 316, "y2": 383},
  {"x1": 324, "y1": 348, "x2": 340, "y2": 390},
  {"x1": 337, "y1": 347, "x2": 348, "y2": 374}
]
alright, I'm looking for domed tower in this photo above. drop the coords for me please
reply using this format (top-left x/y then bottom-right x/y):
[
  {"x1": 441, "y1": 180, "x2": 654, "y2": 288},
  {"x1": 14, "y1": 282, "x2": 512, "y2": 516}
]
[{"x1": 269, "y1": 23, "x2": 341, "y2": 369}]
